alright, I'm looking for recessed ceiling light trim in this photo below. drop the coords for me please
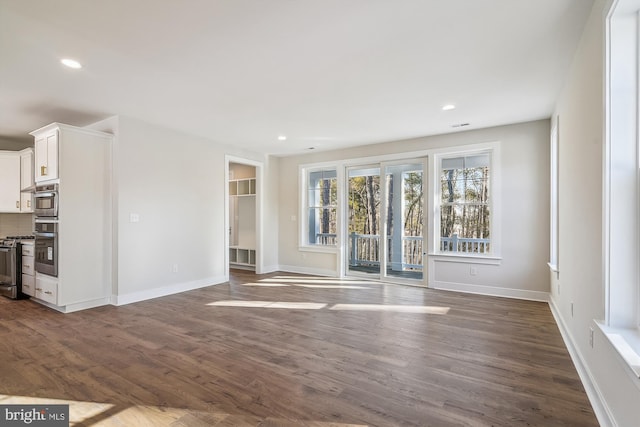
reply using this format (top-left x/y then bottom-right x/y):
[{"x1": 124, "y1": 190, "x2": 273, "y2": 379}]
[
  {"x1": 277, "y1": 135, "x2": 287, "y2": 141},
  {"x1": 442, "y1": 104, "x2": 456, "y2": 111},
  {"x1": 61, "y1": 58, "x2": 82, "y2": 69}
]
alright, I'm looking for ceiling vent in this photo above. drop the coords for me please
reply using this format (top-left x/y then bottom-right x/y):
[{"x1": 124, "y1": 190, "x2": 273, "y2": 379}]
[{"x1": 451, "y1": 123, "x2": 470, "y2": 128}]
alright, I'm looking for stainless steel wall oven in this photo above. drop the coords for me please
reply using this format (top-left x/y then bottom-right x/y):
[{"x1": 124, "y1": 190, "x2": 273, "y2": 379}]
[
  {"x1": 33, "y1": 184, "x2": 58, "y2": 218},
  {"x1": 34, "y1": 221, "x2": 57, "y2": 277}
]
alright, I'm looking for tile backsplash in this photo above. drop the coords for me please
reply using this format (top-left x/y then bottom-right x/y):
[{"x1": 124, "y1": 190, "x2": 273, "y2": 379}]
[{"x1": 0, "y1": 214, "x2": 34, "y2": 237}]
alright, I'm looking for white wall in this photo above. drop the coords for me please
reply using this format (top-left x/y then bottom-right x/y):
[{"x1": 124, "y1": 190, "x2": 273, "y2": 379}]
[
  {"x1": 88, "y1": 116, "x2": 273, "y2": 303},
  {"x1": 550, "y1": 1, "x2": 640, "y2": 426},
  {"x1": 278, "y1": 119, "x2": 550, "y2": 299}
]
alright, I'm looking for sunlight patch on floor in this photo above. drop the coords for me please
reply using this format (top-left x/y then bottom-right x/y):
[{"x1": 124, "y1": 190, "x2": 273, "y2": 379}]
[
  {"x1": 243, "y1": 282, "x2": 372, "y2": 290},
  {"x1": 330, "y1": 304, "x2": 450, "y2": 314},
  {"x1": 207, "y1": 300, "x2": 327, "y2": 309},
  {"x1": 207, "y1": 300, "x2": 449, "y2": 314},
  {"x1": 241, "y1": 282, "x2": 290, "y2": 287},
  {"x1": 262, "y1": 276, "x2": 377, "y2": 286}
]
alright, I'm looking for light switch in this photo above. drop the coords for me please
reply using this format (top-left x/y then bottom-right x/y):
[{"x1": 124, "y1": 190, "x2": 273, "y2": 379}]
[
  {"x1": 130, "y1": 213, "x2": 140, "y2": 223},
  {"x1": 291, "y1": 215, "x2": 297, "y2": 221}
]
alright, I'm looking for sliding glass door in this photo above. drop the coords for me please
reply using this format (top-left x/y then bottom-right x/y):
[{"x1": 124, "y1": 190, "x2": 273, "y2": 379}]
[
  {"x1": 385, "y1": 162, "x2": 424, "y2": 281},
  {"x1": 346, "y1": 160, "x2": 425, "y2": 283},
  {"x1": 347, "y1": 166, "x2": 381, "y2": 278}
]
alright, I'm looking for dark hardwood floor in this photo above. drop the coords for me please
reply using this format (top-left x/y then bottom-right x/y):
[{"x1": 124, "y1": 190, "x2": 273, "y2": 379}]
[{"x1": 0, "y1": 270, "x2": 598, "y2": 426}]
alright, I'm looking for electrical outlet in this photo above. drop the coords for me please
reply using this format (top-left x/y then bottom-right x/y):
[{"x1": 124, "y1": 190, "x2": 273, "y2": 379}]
[
  {"x1": 470, "y1": 266, "x2": 477, "y2": 276},
  {"x1": 571, "y1": 302, "x2": 574, "y2": 317},
  {"x1": 129, "y1": 213, "x2": 140, "y2": 223},
  {"x1": 589, "y1": 327, "x2": 594, "y2": 348},
  {"x1": 172, "y1": 263, "x2": 178, "y2": 273}
]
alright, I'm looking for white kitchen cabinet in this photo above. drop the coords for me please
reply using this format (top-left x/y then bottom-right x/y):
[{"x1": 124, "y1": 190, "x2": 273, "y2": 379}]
[
  {"x1": 0, "y1": 152, "x2": 21, "y2": 213},
  {"x1": 20, "y1": 148, "x2": 34, "y2": 190},
  {"x1": 20, "y1": 192, "x2": 33, "y2": 213},
  {"x1": 22, "y1": 274, "x2": 35, "y2": 297},
  {"x1": 30, "y1": 123, "x2": 112, "y2": 313},
  {"x1": 34, "y1": 129, "x2": 58, "y2": 183},
  {"x1": 21, "y1": 243, "x2": 35, "y2": 297},
  {"x1": 19, "y1": 148, "x2": 34, "y2": 212},
  {"x1": 35, "y1": 274, "x2": 58, "y2": 305}
]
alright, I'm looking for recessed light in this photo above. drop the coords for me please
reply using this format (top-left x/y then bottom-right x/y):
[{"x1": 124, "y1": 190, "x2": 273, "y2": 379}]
[
  {"x1": 278, "y1": 135, "x2": 287, "y2": 141},
  {"x1": 61, "y1": 58, "x2": 82, "y2": 69},
  {"x1": 442, "y1": 104, "x2": 456, "y2": 111}
]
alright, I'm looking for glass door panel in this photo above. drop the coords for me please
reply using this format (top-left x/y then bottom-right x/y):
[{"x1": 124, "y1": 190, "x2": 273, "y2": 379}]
[
  {"x1": 384, "y1": 163, "x2": 424, "y2": 281},
  {"x1": 347, "y1": 166, "x2": 381, "y2": 278}
]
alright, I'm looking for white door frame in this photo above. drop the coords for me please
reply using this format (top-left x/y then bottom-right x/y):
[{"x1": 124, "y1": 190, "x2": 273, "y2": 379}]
[
  {"x1": 342, "y1": 157, "x2": 428, "y2": 286},
  {"x1": 225, "y1": 155, "x2": 264, "y2": 276}
]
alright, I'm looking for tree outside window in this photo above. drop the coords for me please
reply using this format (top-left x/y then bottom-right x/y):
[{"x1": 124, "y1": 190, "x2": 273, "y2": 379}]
[
  {"x1": 307, "y1": 169, "x2": 337, "y2": 245},
  {"x1": 440, "y1": 154, "x2": 491, "y2": 254}
]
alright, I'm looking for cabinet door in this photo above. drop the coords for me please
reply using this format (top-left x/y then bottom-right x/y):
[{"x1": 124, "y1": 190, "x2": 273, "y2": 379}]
[
  {"x1": 35, "y1": 274, "x2": 58, "y2": 305},
  {"x1": 22, "y1": 274, "x2": 35, "y2": 297},
  {"x1": 20, "y1": 149, "x2": 34, "y2": 190},
  {"x1": 0, "y1": 153, "x2": 20, "y2": 212},
  {"x1": 20, "y1": 193, "x2": 33, "y2": 213},
  {"x1": 35, "y1": 131, "x2": 58, "y2": 182}
]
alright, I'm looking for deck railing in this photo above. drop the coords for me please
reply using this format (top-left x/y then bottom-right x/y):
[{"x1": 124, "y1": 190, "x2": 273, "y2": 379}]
[
  {"x1": 315, "y1": 233, "x2": 337, "y2": 245},
  {"x1": 440, "y1": 234, "x2": 490, "y2": 254},
  {"x1": 345, "y1": 232, "x2": 490, "y2": 268},
  {"x1": 348, "y1": 233, "x2": 422, "y2": 270}
]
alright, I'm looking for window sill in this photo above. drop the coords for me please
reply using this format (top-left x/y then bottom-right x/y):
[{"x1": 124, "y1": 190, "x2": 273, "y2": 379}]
[
  {"x1": 596, "y1": 321, "x2": 640, "y2": 378},
  {"x1": 428, "y1": 253, "x2": 502, "y2": 265},
  {"x1": 299, "y1": 245, "x2": 338, "y2": 254}
]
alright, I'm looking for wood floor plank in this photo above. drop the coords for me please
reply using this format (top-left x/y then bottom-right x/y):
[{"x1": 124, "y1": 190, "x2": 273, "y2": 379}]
[{"x1": 0, "y1": 270, "x2": 598, "y2": 426}]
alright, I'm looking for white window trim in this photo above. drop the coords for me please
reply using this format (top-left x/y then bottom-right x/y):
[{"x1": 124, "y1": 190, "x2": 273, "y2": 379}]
[
  {"x1": 299, "y1": 163, "x2": 340, "y2": 252},
  {"x1": 297, "y1": 143, "x2": 502, "y2": 277},
  {"x1": 601, "y1": 0, "x2": 640, "y2": 381},
  {"x1": 549, "y1": 120, "x2": 560, "y2": 276},
  {"x1": 431, "y1": 142, "x2": 502, "y2": 261}
]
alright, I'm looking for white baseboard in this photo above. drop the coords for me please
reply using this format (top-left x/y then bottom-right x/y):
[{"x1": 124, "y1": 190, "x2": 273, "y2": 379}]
[
  {"x1": 259, "y1": 264, "x2": 280, "y2": 274},
  {"x1": 431, "y1": 280, "x2": 549, "y2": 302},
  {"x1": 112, "y1": 275, "x2": 227, "y2": 306},
  {"x1": 276, "y1": 264, "x2": 336, "y2": 277},
  {"x1": 548, "y1": 297, "x2": 615, "y2": 427},
  {"x1": 32, "y1": 296, "x2": 111, "y2": 313}
]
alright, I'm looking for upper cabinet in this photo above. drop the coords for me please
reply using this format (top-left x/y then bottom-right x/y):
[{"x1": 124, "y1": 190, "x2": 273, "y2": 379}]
[
  {"x1": 19, "y1": 148, "x2": 34, "y2": 213},
  {"x1": 20, "y1": 148, "x2": 34, "y2": 191},
  {"x1": 34, "y1": 129, "x2": 58, "y2": 183},
  {"x1": 0, "y1": 151, "x2": 21, "y2": 212}
]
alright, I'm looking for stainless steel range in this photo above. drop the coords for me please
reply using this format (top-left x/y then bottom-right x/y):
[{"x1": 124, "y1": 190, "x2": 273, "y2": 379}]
[{"x1": 0, "y1": 236, "x2": 35, "y2": 299}]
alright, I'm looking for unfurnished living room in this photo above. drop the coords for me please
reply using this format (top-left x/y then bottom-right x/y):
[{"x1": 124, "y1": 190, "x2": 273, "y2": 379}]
[{"x1": 0, "y1": 0, "x2": 639, "y2": 426}]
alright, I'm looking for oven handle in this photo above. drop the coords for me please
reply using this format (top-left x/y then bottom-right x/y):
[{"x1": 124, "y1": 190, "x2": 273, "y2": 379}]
[
  {"x1": 34, "y1": 232, "x2": 56, "y2": 238},
  {"x1": 0, "y1": 247, "x2": 11, "y2": 252},
  {"x1": 34, "y1": 192, "x2": 57, "y2": 198}
]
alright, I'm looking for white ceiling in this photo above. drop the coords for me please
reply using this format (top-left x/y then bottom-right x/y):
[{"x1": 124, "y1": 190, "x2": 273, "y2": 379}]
[{"x1": 0, "y1": 0, "x2": 594, "y2": 156}]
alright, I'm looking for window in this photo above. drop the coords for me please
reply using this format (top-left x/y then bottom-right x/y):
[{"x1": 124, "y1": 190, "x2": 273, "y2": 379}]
[
  {"x1": 549, "y1": 122, "x2": 559, "y2": 273},
  {"x1": 438, "y1": 153, "x2": 491, "y2": 254},
  {"x1": 599, "y1": 0, "x2": 640, "y2": 379},
  {"x1": 305, "y1": 168, "x2": 337, "y2": 246}
]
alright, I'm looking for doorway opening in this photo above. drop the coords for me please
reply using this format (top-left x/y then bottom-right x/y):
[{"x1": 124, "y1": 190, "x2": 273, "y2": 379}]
[{"x1": 226, "y1": 158, "x2": 262, "y2": 275}]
